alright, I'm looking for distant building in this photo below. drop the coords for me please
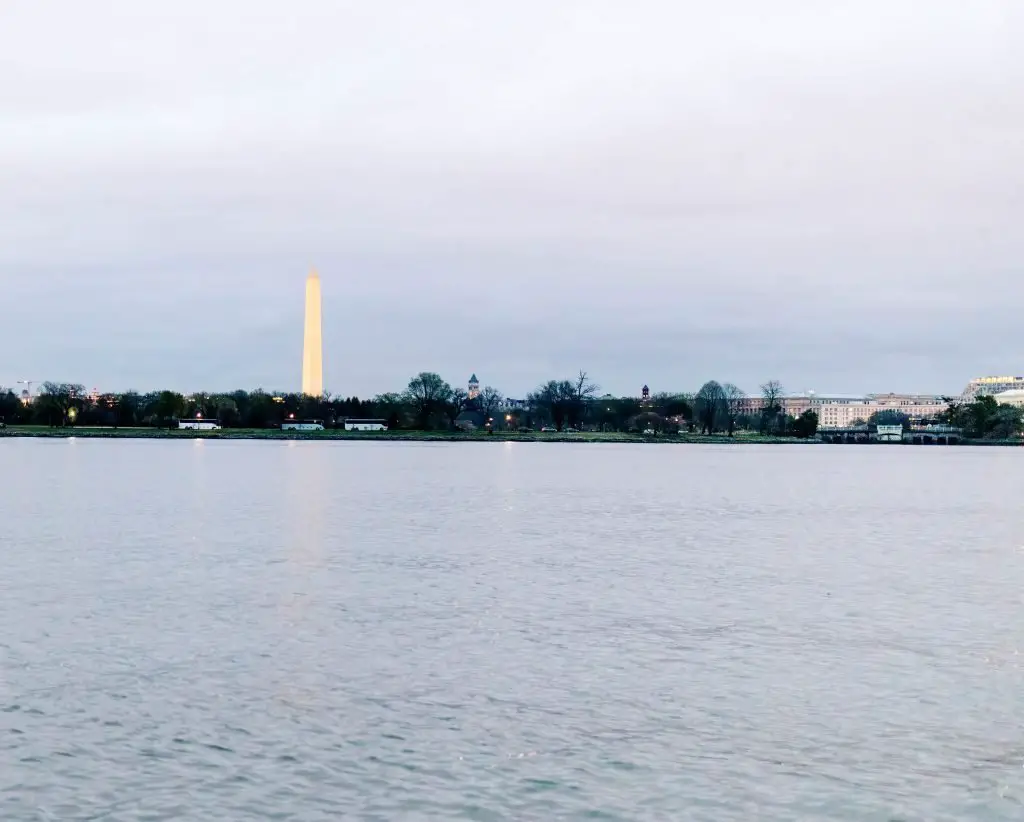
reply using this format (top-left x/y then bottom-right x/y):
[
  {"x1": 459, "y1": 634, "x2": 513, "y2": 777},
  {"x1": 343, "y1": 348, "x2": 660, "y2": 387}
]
[
  {"x1": 641, "y1": 384, "x2": 650, "y2": 403},
  {"x1": 499, "y1": 397, "x2": 530, "y2": 411},
  {"x1": 783, "y1": 396, "x2": 815, "y2": 418},
  {"x1": 736, "y1": 392, "x2": 947, "y2": 428},
  {"x1": 994, "y1": 390, "x2": 1024, "y2": 408},
  {"x1": 735, "y1": 395, "x2": 817, "y2": 417},
  {"x1": 963, "y1": 376, "x2": 1024, "y2": 399},
  {"x1": 468, "y1": 374, "x2": 480, "y2": 400},
  {"x1": 733, "y1": 396, "x2": 767, "y2": 416},
  {"x1": 815, "y1": 393, "x2": 947, "y2": 428},
  {"x1": 804, "y1": 395, "x2": 870, "y2": 428}
]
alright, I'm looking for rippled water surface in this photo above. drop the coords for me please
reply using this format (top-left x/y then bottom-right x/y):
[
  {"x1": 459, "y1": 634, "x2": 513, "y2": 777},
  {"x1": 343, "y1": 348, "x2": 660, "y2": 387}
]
[{"x1": 2, "y1": 439, "x2": 1024, "y2": 820}]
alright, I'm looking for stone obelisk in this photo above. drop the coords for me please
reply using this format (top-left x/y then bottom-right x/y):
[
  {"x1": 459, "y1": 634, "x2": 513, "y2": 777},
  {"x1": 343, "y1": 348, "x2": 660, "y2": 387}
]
[{"x1": 301, "y1": 269, "x2": 324, "y2": 397}]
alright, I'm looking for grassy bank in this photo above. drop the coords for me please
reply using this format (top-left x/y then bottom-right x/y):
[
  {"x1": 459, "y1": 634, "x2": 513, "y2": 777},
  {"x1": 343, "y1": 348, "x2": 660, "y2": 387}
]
[
  {"x1": 3, "y1": 426, "x2": 1014, "y2": 445},
  {"x1": 0, "y1": 425, "x2": 807, "y2": 445}
]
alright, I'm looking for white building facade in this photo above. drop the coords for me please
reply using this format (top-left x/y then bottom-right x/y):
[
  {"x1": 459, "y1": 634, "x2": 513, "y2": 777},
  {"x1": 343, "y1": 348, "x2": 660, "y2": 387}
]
[
  {"x1": 736, "y1": 392, "x2": 948, "y2": 428},
  {"x1": 994, "y1": 390, "x2": 1024, "y2": 408},
  {"x1": 813, "y1": 393, "x2": 948, "y2": 428},
  {"x1": 963, "y1": 376, "x2": 1024, "y2": 398}
]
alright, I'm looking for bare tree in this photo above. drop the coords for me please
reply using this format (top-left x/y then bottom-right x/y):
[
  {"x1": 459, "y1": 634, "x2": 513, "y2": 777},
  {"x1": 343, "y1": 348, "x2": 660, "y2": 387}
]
[
  {"x1": 759, "y1": 380, "x2": 785, "y2": 434},
  {"x1": 371, "y1": 392, "x2": 407, "y2": 430},
  {"x1": 573, "y1": 371, "x2": 599, "y2": 402},
  {"x1": 650, "y1": 392, "x2": 693, "y2": 423},
  {"x1": 444, "y1": 388, "x2": 469, "y2": 429},
  {"x1": 0, "y1": 386, "x2": 23, "y2": 425},
  {"x1": 405, "y1": 372, "x2": 453, "y2": 430},
  {"x1": 526, "y1": 382, "x2": 553, "y2": 429},
  {"x1": 151, "y1": 390, "x2": 186, "y2": 429},
  {"x1": 722, "y1": 383, "x2": 746, "y2": 437},
  {"x1": 475, "y1": 386, "x2": 504, "y2": 428},
  {"x1": 569, "y1": 370, "x2": 600, "y2": 429},
  {"x1": 694, "y1": 381, "x2": 727, "y2": 434},
  {"x1": 37, "y1": 382, "x2": 86, "y2": 427},
  {"x1": 528, "y1": 380, "x2": 573, "y2": 431}
]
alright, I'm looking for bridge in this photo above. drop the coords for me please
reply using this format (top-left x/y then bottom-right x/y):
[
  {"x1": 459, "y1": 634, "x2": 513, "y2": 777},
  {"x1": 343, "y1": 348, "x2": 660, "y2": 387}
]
[
  {"x1": 818, "y1": 426, "x2": 962, "y2": 445},
  {"x1": 818, "y1": 427, "x2": 871, "y2": 443},
  {"x1": 905, "y1": 426, "x2": 962, "y2": 445}
]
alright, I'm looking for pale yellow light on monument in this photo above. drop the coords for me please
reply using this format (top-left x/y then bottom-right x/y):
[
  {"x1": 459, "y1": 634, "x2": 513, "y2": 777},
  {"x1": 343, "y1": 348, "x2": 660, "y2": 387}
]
[{"x1": 302, "y1": 269, "x2": 324, "y2": 397}]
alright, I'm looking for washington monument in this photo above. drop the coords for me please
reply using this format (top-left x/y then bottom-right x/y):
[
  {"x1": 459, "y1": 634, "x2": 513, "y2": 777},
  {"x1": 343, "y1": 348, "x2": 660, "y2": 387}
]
[{"x1": 302, "y1": 269, "x2": 323, "y2": 397}]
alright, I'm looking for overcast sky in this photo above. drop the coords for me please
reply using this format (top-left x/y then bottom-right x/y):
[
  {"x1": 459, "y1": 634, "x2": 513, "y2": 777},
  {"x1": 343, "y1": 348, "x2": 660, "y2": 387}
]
[{"x1": 2, "y1": 1, "x2": 1022, "y2": 398}]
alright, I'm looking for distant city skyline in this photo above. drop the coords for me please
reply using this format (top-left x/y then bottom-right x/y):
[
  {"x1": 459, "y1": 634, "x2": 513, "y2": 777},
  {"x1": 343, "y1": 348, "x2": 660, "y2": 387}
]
[
  {"x1": 0, "y1": 362, "x2": 1010, "y2": 404},
  {"x1": 2, "y1": 2, "x2": 1022, "y2": 395}
]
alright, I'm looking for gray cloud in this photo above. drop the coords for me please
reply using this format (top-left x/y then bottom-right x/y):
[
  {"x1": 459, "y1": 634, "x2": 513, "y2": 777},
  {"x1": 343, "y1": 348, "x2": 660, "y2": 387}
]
[{"x1": 2, "y1": 1, "x2": 1022, "y2": 397}]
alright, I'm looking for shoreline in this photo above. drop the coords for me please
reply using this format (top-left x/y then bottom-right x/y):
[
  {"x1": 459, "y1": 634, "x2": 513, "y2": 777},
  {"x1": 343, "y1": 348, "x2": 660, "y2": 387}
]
[
  {"x1": 1, "y1": 427, "x2": 811, "y2": 445},
  {"x1": 3, "y1": 427, "x2": 1019, "y2": 445}
]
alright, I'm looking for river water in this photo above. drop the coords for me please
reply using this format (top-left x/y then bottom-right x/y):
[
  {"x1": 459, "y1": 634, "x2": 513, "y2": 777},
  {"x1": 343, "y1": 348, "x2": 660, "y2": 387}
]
[{"x1": 2, "y1": 439, "x2": 1023, "y2": 820}]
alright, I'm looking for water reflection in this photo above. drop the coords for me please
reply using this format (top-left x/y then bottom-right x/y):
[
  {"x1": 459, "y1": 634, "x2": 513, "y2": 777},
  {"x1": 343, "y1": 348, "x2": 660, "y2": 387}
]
[
  {"x1": 268, "y1": 444, "x2": 335, "y2": 713},
  {"x1": 284, "y1": 442, "x2": 328, "y2": 569}
]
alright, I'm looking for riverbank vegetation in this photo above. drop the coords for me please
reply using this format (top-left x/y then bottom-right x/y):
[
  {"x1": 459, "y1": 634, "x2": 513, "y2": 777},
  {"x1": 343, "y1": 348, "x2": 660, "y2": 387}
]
[
  {"x1": 939, "y1": 395, "x2": 1024, "y2": 440},
  {"x1": 0, "y1": 375, "x2": 824, "y2": 439},
  {"x1": 0, "y1": 426, "x2": 814, "y2": 445},
  {"x1": 4, "y1": 377, "x2": 1021, "y2": 444}
]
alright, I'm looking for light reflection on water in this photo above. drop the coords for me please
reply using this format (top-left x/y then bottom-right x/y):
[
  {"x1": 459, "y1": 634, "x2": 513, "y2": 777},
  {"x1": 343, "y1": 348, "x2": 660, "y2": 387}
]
[{"x1": 1, "y1": 439, "x2": 1024, "y2": 820}]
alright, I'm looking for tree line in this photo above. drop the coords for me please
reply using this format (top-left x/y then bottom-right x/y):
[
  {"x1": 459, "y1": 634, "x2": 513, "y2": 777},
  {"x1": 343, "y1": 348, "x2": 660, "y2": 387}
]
[
  {"x1": 0, "y1": 375, "x2": 821, "y2": 436},
  {"x1": 940, "y1": 395, "x2": 1024, "y2": 439}
]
